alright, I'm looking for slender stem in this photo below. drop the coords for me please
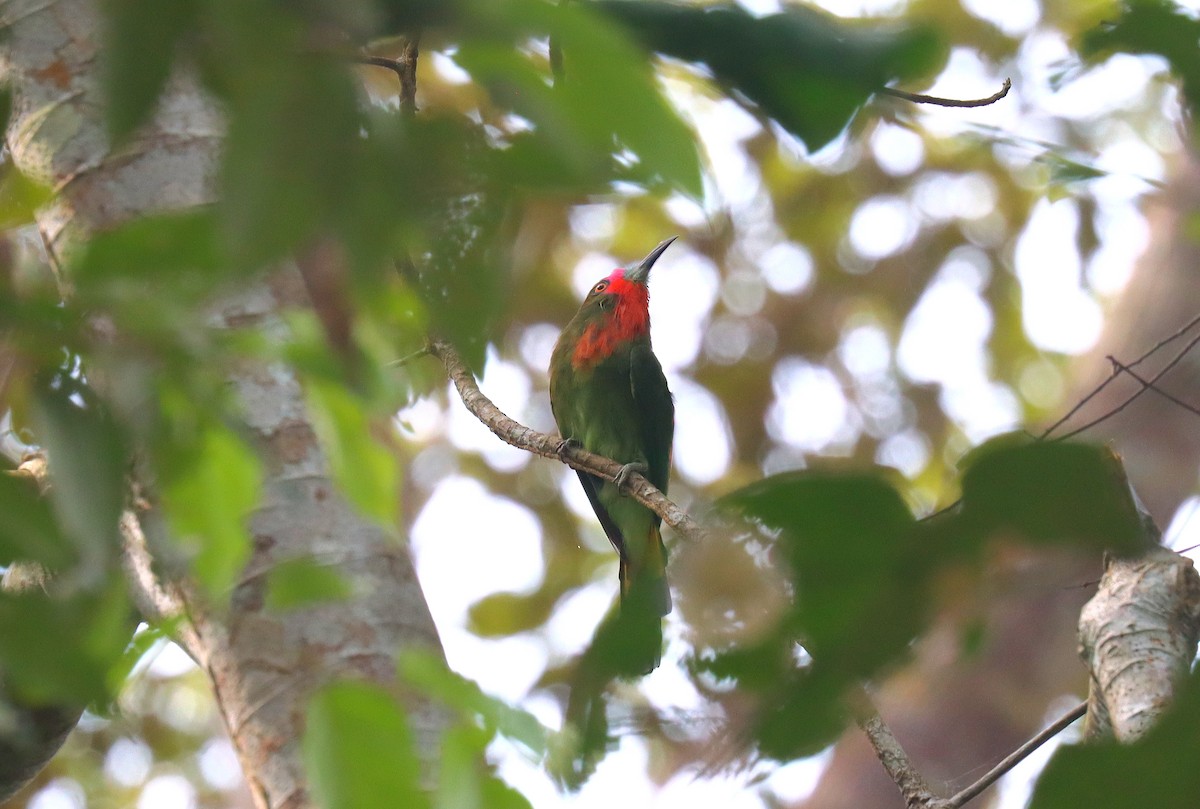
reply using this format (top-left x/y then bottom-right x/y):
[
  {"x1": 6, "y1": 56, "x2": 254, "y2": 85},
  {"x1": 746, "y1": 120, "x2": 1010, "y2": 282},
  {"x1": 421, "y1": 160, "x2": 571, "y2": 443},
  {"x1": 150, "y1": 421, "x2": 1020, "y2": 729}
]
[
  {"x1": 945, "y1": 701, "x2": 1086, "y2": 808},
  {"x1": 882, "y1": 78, "x2": 1011, "y2": 108},
  {"x1": 1106, "y1": 355, "x2": 1200, "y2": 419}
]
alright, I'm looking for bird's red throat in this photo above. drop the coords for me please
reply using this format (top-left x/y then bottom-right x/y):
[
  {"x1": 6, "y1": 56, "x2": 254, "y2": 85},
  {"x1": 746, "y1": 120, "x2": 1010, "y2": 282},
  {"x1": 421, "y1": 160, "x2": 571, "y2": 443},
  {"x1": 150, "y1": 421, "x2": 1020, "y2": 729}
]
[{"x1": 572, "y1": 271, "x2": 650, "y2": 369}]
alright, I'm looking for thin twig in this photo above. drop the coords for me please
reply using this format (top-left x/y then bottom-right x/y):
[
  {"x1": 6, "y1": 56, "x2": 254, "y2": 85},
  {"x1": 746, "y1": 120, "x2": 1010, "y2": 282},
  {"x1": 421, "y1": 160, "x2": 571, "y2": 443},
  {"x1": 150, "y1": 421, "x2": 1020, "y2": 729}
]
[
  {"x1": 1041, "y1": 310, "x2": 1200, "y2": 439},
  {"x1": 1057, "y1": 326, "x2": 1200, "y2": 440},
  {"x1": 944, "y1": 701, "x2": 1086, "y2": 808},
  {"x1": 1107, "y1": 355, "x2": 1200, "y2": 419},
  {"x1": 359, "y1": 35, "x2": 421, "y2": 115},
  {"x1": 881, "y1": 78, "x2": 1011, "y2": 108},
  {"x1": 430, "y1": 339, "x2": 705, "y2": 541},
  {"x1": 387, "y1": 346, "x2": 432, "y2": 368}
]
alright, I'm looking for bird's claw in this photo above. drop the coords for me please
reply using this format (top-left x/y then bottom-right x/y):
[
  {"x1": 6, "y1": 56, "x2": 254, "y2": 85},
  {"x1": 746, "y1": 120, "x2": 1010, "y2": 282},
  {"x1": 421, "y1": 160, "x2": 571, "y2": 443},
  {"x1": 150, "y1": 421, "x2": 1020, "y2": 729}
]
[
  {"x1": 614, "y1": 461, "x2": 648, "y2": 494},
  {"x1": 556, "y1": 437, "x2": 581, "y2": 459}
]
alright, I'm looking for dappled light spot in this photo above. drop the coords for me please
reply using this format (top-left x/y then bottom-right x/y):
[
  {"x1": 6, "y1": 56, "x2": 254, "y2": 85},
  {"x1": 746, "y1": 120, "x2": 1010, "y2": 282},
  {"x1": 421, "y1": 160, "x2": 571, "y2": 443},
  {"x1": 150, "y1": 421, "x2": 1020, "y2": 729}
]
[
  {"x1": 768, "y1": 358, "x2": 860, "y2": 453},
  {"x1": 848, "y1": 196, "x2": 917, "y2": 260}
]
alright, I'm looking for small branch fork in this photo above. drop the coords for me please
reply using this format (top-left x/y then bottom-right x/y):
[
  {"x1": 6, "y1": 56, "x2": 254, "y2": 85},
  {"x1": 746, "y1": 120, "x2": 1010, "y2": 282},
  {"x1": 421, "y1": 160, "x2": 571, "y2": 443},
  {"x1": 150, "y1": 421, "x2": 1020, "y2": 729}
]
[
  {"x1": 857, "y1": 694, "x2": 1086, "y2": 809},
  {"x1": 881, "y1": 78, "x2": 1011, "y2": 108}
]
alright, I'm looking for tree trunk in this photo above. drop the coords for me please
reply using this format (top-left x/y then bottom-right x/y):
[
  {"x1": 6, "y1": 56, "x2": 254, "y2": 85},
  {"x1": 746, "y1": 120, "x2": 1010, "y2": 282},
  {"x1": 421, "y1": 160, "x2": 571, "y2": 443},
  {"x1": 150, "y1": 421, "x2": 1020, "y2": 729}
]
[{"x1": 1, "y1": 1, "x2": 447, "y2": 806}]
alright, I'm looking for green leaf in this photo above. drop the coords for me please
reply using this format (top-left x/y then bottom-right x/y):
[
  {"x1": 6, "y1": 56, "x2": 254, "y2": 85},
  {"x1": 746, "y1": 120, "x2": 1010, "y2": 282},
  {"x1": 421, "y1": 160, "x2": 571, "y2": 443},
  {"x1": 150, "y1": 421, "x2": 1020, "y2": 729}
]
[
  {"x1": 0, "y1": 85, "x2": 11, "y2": 137},
  {"x1": 467, "y1": 590, "x2": 554, "y2": 637},
  {"x1": 547, "y1": 1, "x2": 703, "y2": 197},
  {"x1": 0, "y1": 164, "x2": 53, "y2": 230},
  {"x1": 1081, "y1": 0, "x2": 1200, "y2": 121},
  {"x1": 265, "y1": 557, "x2": 352, "y2": 610},
  {"x1": 0, "y1": 576, "x2": 133, "y2": 705},
  {"x1": 721, "y1": 472, "x2": 923, "y2": 676},
  {"x1": 0, "y1": 472, "x2": 74, "y2": 570},
  {"x1": 455, "y1": 0, "x2": 703, "y2": 197},
  {"x1": 31, "y1": 378, "x2": 126, "y2": 582},
  {"x1": 595, "y1": 1, "x2": 944, "y2": 151},
  {"x1": 1029, "y1": 669, "x2": 1200, "y2": 809},
  {"x1": 74, "y1": 211, "x2": 225, "y2": 289},
  {"x1": 437, "y1": 725, "x2": 533, "y2": 809},
  {"x1": 399, "y1": 650, "x2": 548, "y2": 757},
  {"x1": 218, "y1": 54, "x2": 362, "y2": 267},
  {"x1": 711, "y1": 472, "x2": 925, "y2": 760},
  {"x1": 958, "y1": 437, "x2": 1146, "y2": 555},
  {"x1": 304, "y1": 378, "x2": 399, "y2": 524},
  {"x1": 101, "y1": 0, "x2": 198, "y2": 140},
  {"x1": 304, "y1": 681, "x2": 428, "y2": 809},
  {"x1": 161, "y1": 423, "x2": 260, "y2": 598}
]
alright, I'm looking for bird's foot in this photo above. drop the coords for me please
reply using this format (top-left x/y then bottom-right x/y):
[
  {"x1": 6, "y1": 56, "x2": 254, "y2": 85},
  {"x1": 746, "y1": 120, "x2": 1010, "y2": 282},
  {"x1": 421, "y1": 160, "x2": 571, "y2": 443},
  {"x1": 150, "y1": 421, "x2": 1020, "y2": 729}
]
[
  {"x1": 614, "y1": 461, "x2": 648, "y2": 494},
  {"x1": 556, "y1": 436, "x2": 582, "y2": 459}
]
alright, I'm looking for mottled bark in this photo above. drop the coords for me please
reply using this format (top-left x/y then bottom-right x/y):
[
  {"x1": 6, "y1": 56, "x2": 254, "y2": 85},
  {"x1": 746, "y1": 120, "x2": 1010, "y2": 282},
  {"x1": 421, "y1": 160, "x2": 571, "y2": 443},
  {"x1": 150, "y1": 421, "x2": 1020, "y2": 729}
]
[
  {"x1": 1079, "y1": 546, "x2": 1200, "y2": 741},
  {"x1": 1, "y1": 1, "x2": 447, "y2": 807}
]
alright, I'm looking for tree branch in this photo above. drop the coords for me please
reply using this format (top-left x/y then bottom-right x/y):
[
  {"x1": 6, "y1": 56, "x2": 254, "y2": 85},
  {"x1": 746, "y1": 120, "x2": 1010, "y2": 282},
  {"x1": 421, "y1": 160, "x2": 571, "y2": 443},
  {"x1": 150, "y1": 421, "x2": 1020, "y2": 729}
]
[
  {"x1": 1106, "y1": 355, "x2": 1200, "y2": 419},
  {"x1": 429, "y1": 340, "x2": 705, "y2": 542},
  {"x1": 881, "y1": 78, "x2": 1011, "y2": 108},
  {"x1": 855, "y1": 689, "x2": 1087, "y2": 809}
]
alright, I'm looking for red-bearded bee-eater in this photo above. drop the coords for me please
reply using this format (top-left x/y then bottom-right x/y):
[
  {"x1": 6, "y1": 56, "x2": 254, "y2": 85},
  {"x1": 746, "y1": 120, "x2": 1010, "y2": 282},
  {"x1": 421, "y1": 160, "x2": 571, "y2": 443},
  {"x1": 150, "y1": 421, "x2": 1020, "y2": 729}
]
[{"x1": 550, "y1": 237, "x2": 676, "y2": 637}]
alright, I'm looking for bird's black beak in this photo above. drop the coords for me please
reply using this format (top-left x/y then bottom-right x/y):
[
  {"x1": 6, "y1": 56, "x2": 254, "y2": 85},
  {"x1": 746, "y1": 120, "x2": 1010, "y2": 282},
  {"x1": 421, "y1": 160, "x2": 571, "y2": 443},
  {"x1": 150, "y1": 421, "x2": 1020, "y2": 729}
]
[{"x1": 625, "y1": 236, "x2": 677, "y2": 285}]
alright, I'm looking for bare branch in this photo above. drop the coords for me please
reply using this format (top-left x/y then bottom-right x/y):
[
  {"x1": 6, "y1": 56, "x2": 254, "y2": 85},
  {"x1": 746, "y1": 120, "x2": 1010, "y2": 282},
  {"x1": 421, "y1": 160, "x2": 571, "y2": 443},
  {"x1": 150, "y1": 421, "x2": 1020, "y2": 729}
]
[
  {"x1": 360, "y1": 34, "x2": 420, "y2": 115},
  {"x1": 1107, "y1": 355, "x2": 1200, "y2": 419},
  {"x1": 429, "y1": 340, "x2": 705, "y2": 541},
  {"x1": 1057, "y1": 324, "x2": 1200, "y2": 440},
  {"x1": 1041, "y1": 309, "x2": 1200, "y2": 439},
  {"x1": 855, "y1": 707, "x2": 941, "y2": 808},
  {"x1": 944, "y1": 701, "x2": 1085, "y2": 808},
  {"x1": 881, "y1": 78, "x2": 1011, "y2": 108},
  {"x1": 856, "y1": 686, "x2": 1087, "y2": 809}
]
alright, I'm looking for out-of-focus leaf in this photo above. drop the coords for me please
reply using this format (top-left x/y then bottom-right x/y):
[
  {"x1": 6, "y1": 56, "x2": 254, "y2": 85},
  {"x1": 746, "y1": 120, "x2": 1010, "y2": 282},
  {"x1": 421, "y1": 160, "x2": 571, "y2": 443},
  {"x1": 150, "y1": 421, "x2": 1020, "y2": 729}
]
[
  {"x1": 0, "y1": 472, "x2": 74, "y2": 569},
  {"x1": 958, "y1": 437, "x2": 1146, "y2": 555},
  {"x1": 304, "y1": 378, "x2": 399, "y2": 524},
  {"x1": 753, "y1": 669, "x2": 849, "y2": 760},
  {"x1": 161, "y1": 422, "x2": 260, "y2": 599},
  {"x1": 203, "y1": 0, "x2": 362, "y2": 268},
  {"x1": 101, "y1": 0, "x2": 198, "y2": 140},
  {"x1": 399, "y1": 650, "x2": 548, "y2": 757},
  {"x1": 595, "y1": 1, "x2": 944, "y2": 151},
  {"x1": 0, "y1": 86, "x2": 11, "y2": 138},
  {"x1": 265, "y1": 557, "x2": 352, "y2": 610},
  {"x1": 304, "y1": 681, "x2": 428, "y2": 809},
  {"x1": 74, "y1": 211, "x2": 224, "y2": 289},
  {"x1": 543, "y1": 1, "x2": 703, "y2": 197},
  {"x1": 468, "y1": 590, "x2": 554, "y2": 637},
  {"x1": 31, "y1": 378, "x2": 126, "y2": 583},
  {"x1": 437, "y1": 724, "x2": 534, "y2": 809},
  {"x1": 0, "y1": 165, "x2": 53, "y2": 231},
  {"x1": 104, "y1": 621, "x2": 178, "y2": 697},
  {"x1": 704, "y1": 472, "x2": 924, "y2": 760},
  {"x1": 455, "y1": 0, "x2": 703, "y2": 197},
  {"x1": 722, "y1": 472, "x2": 922, "y2": 676},
  {"x1": 1081, "y1": 0, "x2": 1200, "y2": 120},
  {"x1": 1029, "y1": 669, "x2": 1200, "y2": 809},
  {"x1": 0, "y1": 577, "x2": 132, "y2": 705}
]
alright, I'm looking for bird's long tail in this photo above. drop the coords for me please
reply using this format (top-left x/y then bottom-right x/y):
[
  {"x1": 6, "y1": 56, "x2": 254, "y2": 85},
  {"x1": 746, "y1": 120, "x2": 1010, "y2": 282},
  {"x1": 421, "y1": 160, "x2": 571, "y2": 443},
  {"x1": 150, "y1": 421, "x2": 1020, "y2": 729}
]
[{"x1": 619, "y1": 523, "x2": 671, "y2": 617}]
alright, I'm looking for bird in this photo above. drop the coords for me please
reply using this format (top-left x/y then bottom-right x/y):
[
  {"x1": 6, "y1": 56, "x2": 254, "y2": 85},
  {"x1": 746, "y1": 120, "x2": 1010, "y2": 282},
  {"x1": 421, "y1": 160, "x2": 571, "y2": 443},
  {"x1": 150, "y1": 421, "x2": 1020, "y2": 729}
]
[{"x1": 549, "y1": 236, "x2": 676, "y2": 630}]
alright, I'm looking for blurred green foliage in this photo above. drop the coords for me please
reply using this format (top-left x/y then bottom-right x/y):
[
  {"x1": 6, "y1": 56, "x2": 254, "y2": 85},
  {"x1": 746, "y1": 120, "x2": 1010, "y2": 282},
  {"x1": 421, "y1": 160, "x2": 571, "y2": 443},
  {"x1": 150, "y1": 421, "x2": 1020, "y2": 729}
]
[{"x1": 2, "y1": 0, "x2": 1198, "y2": 806}]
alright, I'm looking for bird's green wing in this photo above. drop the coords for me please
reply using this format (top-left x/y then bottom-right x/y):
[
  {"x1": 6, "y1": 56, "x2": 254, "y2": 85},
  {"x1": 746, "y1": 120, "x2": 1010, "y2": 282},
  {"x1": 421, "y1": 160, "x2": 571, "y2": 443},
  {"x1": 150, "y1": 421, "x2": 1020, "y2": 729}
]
[
  {"x1": 575, "y1": 469, "x2": 627, "y2": 560},
  {"x1": 629, "y1": 340, "x2": 674, "y2": 497}
]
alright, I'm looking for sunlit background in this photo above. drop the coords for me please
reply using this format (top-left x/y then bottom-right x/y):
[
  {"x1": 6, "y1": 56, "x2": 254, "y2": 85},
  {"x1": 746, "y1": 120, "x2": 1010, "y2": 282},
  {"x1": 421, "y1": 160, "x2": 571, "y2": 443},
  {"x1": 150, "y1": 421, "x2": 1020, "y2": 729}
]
[{"x1": 9, "y1": 0, "x2": 1200, "y2": 807}]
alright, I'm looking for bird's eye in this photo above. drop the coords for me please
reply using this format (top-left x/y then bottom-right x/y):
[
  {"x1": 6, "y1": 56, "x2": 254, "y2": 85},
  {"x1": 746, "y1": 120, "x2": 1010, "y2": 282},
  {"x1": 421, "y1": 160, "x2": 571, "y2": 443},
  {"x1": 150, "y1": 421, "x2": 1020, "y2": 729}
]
[{"x1": 591, "y1": 280, "x2": 609, "y2": 296}]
